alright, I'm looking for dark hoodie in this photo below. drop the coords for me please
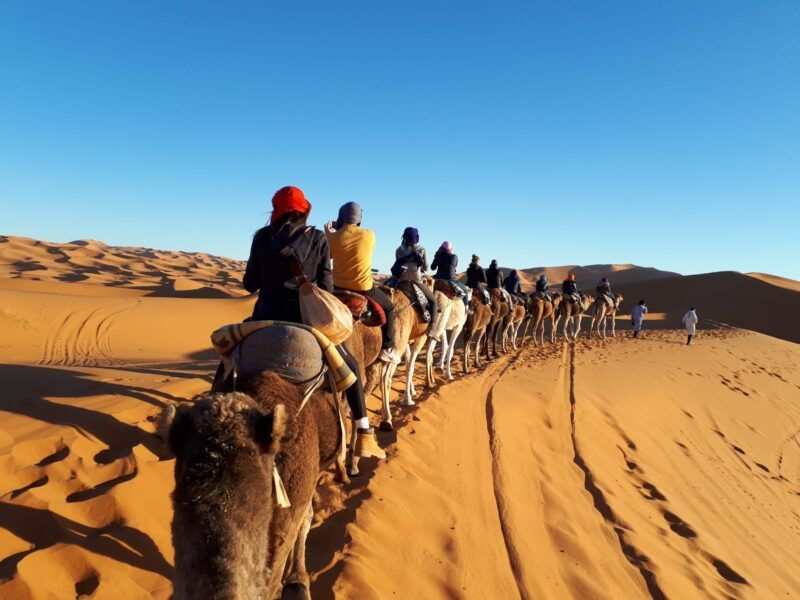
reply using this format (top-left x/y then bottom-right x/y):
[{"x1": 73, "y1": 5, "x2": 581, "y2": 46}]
[
  {"x1": 503, "y1": 270, "x2": 521, "y2": 295},
  {"x1": 486, "y1": 261, "x2": 503, "y2": 289},
  {"x1": 431, "y1": 248, "x2": 458, "y2": 280}
]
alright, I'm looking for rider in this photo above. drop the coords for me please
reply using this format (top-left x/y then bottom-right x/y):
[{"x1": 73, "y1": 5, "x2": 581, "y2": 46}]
[
  {"x1": 394, "y1": 227, "x2": 441, "y2": 341},
  {"x1": 466, "y1": 255, "x2": 490, "y2": 303},
  {"x1": 244, "y1": 186, "x2": 385, "y2": 459},
  {"x1": 562, "y1": 273, "x2": 582, "y2": 303},
  {"x1": 535, "y1": 274, "x2": 552, "y2": 301},
  {"x1": 431, "y1": 242, "x2": 470, "y2": 303},
  {"x1": 596, "y1": 277, "x2": 616, "y2": 306},
  {"x1": 325, "y1": 202, "x2": 400, "y2": 364},
  {"x1": 503, "y1": 269, "x2": 523, "y2": 302},
  {"x1": 486, "y1": 259, "x2": 504, "y2": 300}
]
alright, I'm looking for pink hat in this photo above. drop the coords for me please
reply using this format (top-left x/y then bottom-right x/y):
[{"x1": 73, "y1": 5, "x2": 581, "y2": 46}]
[{"x1": 441, "y1": 241, "x2": 453, "y2": 251}]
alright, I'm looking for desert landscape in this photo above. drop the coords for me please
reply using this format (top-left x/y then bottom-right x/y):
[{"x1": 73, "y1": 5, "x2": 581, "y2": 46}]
[{"x1": 0, "y1": 234, "x2": 798, "y2": 599}]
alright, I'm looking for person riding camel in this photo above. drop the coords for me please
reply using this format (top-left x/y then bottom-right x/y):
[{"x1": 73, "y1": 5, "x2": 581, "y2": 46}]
[
  {"x1": 325, "y1": 202, "x2": 400, "y2": 364},
  {"x1": 562, "y1": 273, "x2": 582, "y2": 303},
  {"x1": 431, "y1": 241, "x2": 470, "y2": 303},
  {"x1": 535, "y1": 274, "x2": 552, "y2": 302},
  {"x1": 596, "y1": 277, "x2": 616, "y2": 307},
  {"x1": 244, "y1": 186, "x2": 385, "y2": 460},
  {"x1": 486, "y1": 259, "x2": 505, "y2": 302},
  {"x1": 466, "y1": 255, "x2": 490, "y2": 304},
  {"x1": 393, "y1": 227, "x2": 441, "y2": 341},
  {"x1": 503, "y1": 269, "x2": 523, "y2": 303}
]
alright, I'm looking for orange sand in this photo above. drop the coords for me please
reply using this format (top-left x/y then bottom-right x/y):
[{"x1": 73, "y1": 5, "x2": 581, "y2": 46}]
[{"x1": 1, "y1": 235, "x2": 799, "y2": 599}]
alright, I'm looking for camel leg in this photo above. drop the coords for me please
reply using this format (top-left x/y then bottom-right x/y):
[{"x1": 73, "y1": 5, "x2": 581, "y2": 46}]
[
  {"x1": 574, "y1": 315, "x2": 584, "y2": 339},
  {"x1": 436, "y1": 331, "x2": 448, "y2": 370},
  {"x1": 347, "y1": 424, "x2": 361, "y2": 477},
  {"x1": 281, "y1": 501, "x2": 313, "y2": 600},
  {"x1": 405, "y1": 337, "x2": 426, "y2": 404},
  {"x1": 463, "y1": 335, "x2": 472, "y2": 374},
  {"x1": 611, "y1": 313, "x2": 616, "y2": 337},
  {"x1": 379, "y1": 362, "x2": 395, "y2": 431},
  {"x1": 446, "y1": 322, "x2": 463, "y2": 380},
  {"x1": 475, "y1": 331, "x2": 486, "y2": 367},
  {"x1": 424, "y1": 337, "x2": 436, "y2": 389}
]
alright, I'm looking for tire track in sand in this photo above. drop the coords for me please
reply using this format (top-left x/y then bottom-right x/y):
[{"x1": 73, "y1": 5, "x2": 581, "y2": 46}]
[
  {"x1": 567, "y1": 343, "x2": 667, "y2": 600},
  {"x1": 483, "y1": 351, "x2": 531, "y2": 600},
  {"x1": 38, "y1": 301, "x2": 136, "y2": 366}
]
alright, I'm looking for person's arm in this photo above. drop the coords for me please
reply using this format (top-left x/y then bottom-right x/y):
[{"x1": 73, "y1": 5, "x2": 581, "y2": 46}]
[
  {"x1": 243, "y1": 237, "x2": 260, "y2": 294},
  {"x1": 643, "y1": 306, "x2": 648, "y2": 314},
  {"x1": 431, "y1": 251, "x2": 440, "y2": 271},
  {"x1": 316, "y1": 235, "x2": 334, "y2": 292},
  {"x1": 452, "y1": 254, "x2": 458, "y2": 273},
  {"x1": 479, "y1": 268, "x2": 487, "y2": 284},
  {"x1": 420, "y1": 247, "x2": 429, "y2": 272}
]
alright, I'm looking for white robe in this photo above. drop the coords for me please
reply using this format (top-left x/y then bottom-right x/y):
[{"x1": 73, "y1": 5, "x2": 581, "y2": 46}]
[
  {"x1": 631, "y1": 304, "x2": 648, "y2": 331},
  {"x1": 682, "y1": 310, "x2": 698, "y2": 335}
]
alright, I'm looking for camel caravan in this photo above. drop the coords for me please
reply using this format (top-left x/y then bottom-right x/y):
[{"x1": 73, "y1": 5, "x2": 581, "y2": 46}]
[{"x1": 158, "y1": 187, "x2": 625, "y2": 599}]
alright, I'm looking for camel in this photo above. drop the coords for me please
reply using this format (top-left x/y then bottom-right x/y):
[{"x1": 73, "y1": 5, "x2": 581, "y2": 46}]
[
  {"x1": 462, "y1": 293, "x2": 493, "y2": 373},
  {"x1": 376, "y1": 278, "x2": 451, "y2": 431},
  {"x1": 403, "y1": 278, "x2": 458, "y2": 400},
  {"x1": 589, "y1": 292, "x2": 624, "y2": 339},
  {"x1": 529, "y1": 292, "x2": 562, "y2": 345},
  {"x1": 501, "y1": 297, "x2": 528, "y2": 351},
  {"x1": 484, "y1": 292, "x2": 511, "y2": 359},
  {"x1": 429, "y1": 293, "x2": 468, "y2": 381},
  {"x1": 162, "y1": 370, "x2": 343, "y2": 600},
  {"x1": 556, "y1": 293, "x2": 593, "y2": 341}
]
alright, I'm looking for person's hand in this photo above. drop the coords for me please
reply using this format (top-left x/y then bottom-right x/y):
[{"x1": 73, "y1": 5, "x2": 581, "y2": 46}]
[{"x1": 324, "y1": 220, "x2": 336, "y2": 233}]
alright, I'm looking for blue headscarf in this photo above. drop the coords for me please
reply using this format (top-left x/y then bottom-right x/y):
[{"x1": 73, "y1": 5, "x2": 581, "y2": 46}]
[{"x1": 539, "y1": 274, "x2": 547, "y2": 283}]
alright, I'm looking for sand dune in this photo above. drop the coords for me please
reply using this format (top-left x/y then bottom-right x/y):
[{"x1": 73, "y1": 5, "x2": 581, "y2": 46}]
[
  {"x1": 1, "y1": 235, "x2": 799, "y2": 599},
  {"x1": 0, "y1": 235, "x2": 247, "y2": 298},
  {"x1": 617, "y1": 271, "x2": 800, "y2": 344}
]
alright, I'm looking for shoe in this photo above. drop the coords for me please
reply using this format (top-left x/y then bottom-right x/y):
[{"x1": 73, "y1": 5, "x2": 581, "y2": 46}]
[
  {"x1": 355, "y1": 428, "x2": 387, "y2": 459},
  {"x1": 379, "y1": 348, "x2": 401, "y2": 364}
]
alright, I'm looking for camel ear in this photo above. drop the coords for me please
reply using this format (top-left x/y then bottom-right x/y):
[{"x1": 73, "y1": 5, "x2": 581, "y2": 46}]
[
  {"x1": 161, "y1": 405, "x2": 192, "y2": 455},
  {"x1": 254, "y1": 404, "x2": 288, "y2": 455}
]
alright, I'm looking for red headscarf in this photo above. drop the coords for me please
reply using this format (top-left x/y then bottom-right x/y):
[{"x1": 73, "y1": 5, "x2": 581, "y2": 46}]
[{"x1": 270, "y1": 186, "x2": 311, "y2": 224}]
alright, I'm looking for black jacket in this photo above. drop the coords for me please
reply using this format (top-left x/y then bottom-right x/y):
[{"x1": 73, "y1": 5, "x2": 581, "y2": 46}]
[
  {"x1": 596, "y1": 281, "x2": 611, "y2": 295},
  {"x1": 486, "y1": 265, "x2": 503, "y2": 289},
  {"x1": 503, "y1": 274, "x2": 521, "y2": 295},
  {"x1": 466, "y1": 263, "x2": 487, "y2": 287},
  {"x1": 562, "y1": 280, "x2": 579, "y2": 295},
  {"x1": 535, "y1": 280, "x2": 549, "y2": 293},
  {"x1": 431, "y1": 249, "x2": 458, "y2": 280},
  {"x1": 244, "y1": 223, "x2": 333, "y2": 296}
]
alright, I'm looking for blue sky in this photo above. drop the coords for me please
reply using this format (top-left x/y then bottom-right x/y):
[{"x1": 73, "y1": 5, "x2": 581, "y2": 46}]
[{"x1": 2, "y1": 1, "x2": 799, "y2": 278}]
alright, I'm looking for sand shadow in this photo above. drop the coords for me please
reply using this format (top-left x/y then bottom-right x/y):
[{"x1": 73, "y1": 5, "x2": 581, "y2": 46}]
[
  {"x1": 0, "y1": 501, "x2": 173, "y2": 579},
  {"x1": 0, "y1": 365, "x2": 173, "y2": 462}
]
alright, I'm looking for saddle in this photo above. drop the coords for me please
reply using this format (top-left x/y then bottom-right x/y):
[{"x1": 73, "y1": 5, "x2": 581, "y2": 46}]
[
  {"x1": 490, "y1": 288, "x2": 502, "y2": 301},
  {"x1": 600, "y1": 293, "x2": 616, "y2": 309},
  {"x1": 397, "y1": 280, "x2": 431, "y2": 322},
  {"x1": 332, "y1": 290, "x2": 387, "y2": 327},
  {"x1": 473, "y1": 285, "x2": 490, "y2": 305}
]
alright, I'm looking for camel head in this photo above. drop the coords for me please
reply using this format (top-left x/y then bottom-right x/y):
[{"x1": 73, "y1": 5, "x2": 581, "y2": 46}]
[
  {"x1": 615, "y1": 293, "x2": 624, "y2": 308},
  {"x1": 160, "y1": 393, "x2": 288, "y2": 600},
  {"x1": 421, "y1": 275, "x2": 435, "y2": 291}
]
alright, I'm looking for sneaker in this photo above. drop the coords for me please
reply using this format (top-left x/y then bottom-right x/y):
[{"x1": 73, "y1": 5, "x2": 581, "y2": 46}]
[
  {"x1": 379, "y1": 348, "x2": 401, "y2": 364},
  {"x1": 355, "y1": 428, "x2": 387, "y2": 459}
]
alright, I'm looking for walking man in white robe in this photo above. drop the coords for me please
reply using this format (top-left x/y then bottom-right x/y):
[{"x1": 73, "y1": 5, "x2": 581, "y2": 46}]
[
  {"x1": 682, "y1": 307, "x2": 698, "y2": 345},
  {"x1": 631, "y1": 300, "x2": 648, "y2": 338}
]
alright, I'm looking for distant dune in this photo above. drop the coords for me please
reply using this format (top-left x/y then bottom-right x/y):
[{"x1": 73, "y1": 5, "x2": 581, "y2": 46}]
[
  {"x1": 617, "y1": 271, "x2": 800, "y2": 344},
  {"x1": 0, "y1": 235, "x2": 247, "y2": 299}
]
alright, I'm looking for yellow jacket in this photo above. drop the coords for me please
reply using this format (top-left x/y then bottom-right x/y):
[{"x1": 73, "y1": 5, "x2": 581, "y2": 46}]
[{"x1": 325, "y1": 224, "x2": 375, "y2": 291}]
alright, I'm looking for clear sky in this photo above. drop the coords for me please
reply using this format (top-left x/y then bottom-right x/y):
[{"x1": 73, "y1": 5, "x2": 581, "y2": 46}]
[{"x1": 2, "y1": 2, "x2": 799, "y2": 278}]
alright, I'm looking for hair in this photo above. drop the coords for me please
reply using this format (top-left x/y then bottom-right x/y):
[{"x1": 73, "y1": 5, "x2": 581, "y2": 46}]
[
  {"x1": 690, "y1": 306, "x2": 695, "y2": 310},
  {"x1": 265, "y1": 210, "x2": 308, "y2": 234},
  {"x1": 638, "y1": 300, "x2": 645, "y2": 305},
  {"x1": 472, "y1": 254, "x2": 479, "y2": 263}
]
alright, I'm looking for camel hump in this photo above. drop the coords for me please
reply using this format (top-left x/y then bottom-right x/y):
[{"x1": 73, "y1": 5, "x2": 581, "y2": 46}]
[{"x1": 239, "y1": 325, "x2": 324, "y2": 382}]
